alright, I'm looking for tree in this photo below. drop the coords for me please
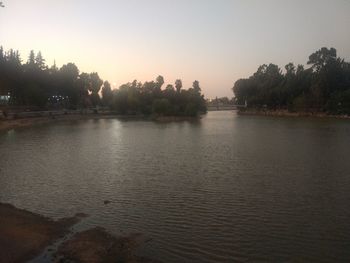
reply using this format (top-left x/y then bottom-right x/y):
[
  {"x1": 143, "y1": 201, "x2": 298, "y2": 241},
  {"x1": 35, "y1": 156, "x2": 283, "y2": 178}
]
[
  {"x1": 76, "y1": 73, "x2": 90, "y2": 108},
  {"x1": 89, "y1": 73, "x2": 102, "y2": 94},
  {"x1": 0, "y1": 46, "x2": 4, "y2": 61},
  {"x1": 59, "y1": 63, "x2": 79, "y2": 108},
  {"x1": 192, "y1": 80, "x2": 201, "y2": 93},
  {"x1": 308, "y1": 47, "x2": 337, "y2": 72},
  {"x1": 165, "y1": 84, "x2": 175, "y2": 92},
  {"x1": 35, "y1": 51, "x2": 46, "y2": 70},
  {"x1": 27, "y1": 50, "x2": 35, "y2": 65},
  {"x1": 0, "y1": 46, "x2": 209, "y2": 115},
  {"x1": 101, "y1": 81, "x2": 113, "y2": 107},
  {"x1": 175, "y1": 79, "x2": 182, "y2": 93},
  {"x1": 156, "y1": 75, "x2": 164, "y2": 90},
  {"x1": 233, "y1": 47, "x2": 350, "y2": 114},
  {"x1": 89, "y1": 73, "x2": 103, "y2": 106},
  {"x1": 50, "y1": 60, "x2": 58, "y2": 72},
  {"x1": 285, "y1": 63, "x2": 295, "y2": 76},
  {"x1": 60, "y1": 63, "x2": 79, "y2": 80},
  {"x1": 153, "y1": 98, "x2": 170, "y2": 115}
]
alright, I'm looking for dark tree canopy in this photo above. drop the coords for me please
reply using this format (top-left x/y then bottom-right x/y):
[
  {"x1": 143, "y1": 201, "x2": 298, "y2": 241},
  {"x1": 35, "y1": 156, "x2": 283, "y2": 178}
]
[
  {"x1": 233, "y1": 47, "x2": 350, "y2": 114},
  {"x1": 0, "y1": 48, "x2": 102, "y2": 109},
  {"x1": 307, "y1": 47, "x2": 337, "y2": 72},
  {"x1": 35, "y1": 51, "x2": 46, "y2": 70},
  {"x1": 0, "y1": 47, "x2": 207, "y2": 116},
  {"x1": 101, "y1": 81, "x2": 113, "y2": 107},
  {"x1": 111, "y1": 77, "x2": 206, "y2": 116},
  {"x1": 28, "y1": 50, "x2": 35, "y2": 65}
]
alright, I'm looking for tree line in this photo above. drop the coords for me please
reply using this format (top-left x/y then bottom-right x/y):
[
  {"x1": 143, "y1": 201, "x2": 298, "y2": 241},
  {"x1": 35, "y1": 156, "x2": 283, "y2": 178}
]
[
  {"x1": 233, "y1": 47, "x2": 350, "y2": 114},
  {"x1": 109, "y1": 78, "x2": 206, "y2": 116},
  {"x1": 0, "y1": 47, "x2": 206, "y2": 116}
]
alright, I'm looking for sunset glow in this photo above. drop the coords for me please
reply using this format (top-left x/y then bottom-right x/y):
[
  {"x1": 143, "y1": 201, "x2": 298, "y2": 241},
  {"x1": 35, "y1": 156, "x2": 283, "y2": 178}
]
[{"x1": 1, "y1": 0, "x2": 350, "y2": 98}]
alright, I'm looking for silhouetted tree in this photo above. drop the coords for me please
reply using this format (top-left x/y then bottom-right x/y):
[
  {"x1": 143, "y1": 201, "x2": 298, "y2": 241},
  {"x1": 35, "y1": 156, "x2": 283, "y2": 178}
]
[
  {"x1": 0, "y1": 47, "x2": 209, "y2": 115},
  {"x1": 0, "y1": 47, "x2": 109, "y2": 109},
  {"x1": 110, "y1": 77, "x2": 206, "y2": 116},
  {"x1": 175, "y1": 79, "x2": 182, "y2": 93},
  {"x1": 89, "y1": 72, "x2": 102, "y2": 106},
  {"x1": 156, "y1": 75, "x2": 164, "y2": 90},
  {"x1": 35, "y1": 51, "x2": 46, "y2": 70},
  {"x1": 308, "y1": 47, "x2": 337, "y2": 72},
  {"x1": 101, "y1": 81, "x2": 113, "y2": 107},
  {"x1": 27, "y1": 50, "x2": 35, "y2": 65},
  {"x1": 233, "y1": 47, "x2": 350, "y2": 114},
  {"x1": 192, "y1": 80, "x2": 201, "y2": 94}
]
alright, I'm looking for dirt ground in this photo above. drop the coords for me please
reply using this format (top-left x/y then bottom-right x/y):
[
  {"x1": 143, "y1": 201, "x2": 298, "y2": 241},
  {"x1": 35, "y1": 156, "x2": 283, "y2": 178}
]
[
  {"x1": 0, "y1": 203, "x2": 161, "y2": 263},
  {"x1": 0, "y1": 203, "x2": 78, "y2": 263},
  {"x1": 56, "y1": 227, "x2": 161, "y2": 263}
]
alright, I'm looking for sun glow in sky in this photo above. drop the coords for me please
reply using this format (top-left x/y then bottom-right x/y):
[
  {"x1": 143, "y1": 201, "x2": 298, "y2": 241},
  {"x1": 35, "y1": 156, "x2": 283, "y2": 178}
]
[{"x1": 1, "y1": 0, "x2": 350, "y2": 98}]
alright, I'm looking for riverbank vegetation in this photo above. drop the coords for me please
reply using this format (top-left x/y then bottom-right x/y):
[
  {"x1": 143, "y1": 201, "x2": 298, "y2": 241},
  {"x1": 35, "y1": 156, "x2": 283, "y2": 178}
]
[
  {"x1": 0, "y1": 47, "x2": 206, "y2": 117},
  {"x1": 233, "y1": 47, "x2": 350, "y2": 115}
]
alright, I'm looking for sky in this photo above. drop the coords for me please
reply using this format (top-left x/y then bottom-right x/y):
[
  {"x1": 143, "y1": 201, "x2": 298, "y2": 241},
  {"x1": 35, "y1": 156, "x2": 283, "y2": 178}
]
[{"x1": 1, "y1": 0, "x2": 350, "y2": 98}]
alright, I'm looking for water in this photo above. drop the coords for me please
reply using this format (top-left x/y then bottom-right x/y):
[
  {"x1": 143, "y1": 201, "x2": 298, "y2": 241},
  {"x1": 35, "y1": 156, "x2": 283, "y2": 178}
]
[{"x1": 1, "y1": 111, "x2": 350, "y2": 262}]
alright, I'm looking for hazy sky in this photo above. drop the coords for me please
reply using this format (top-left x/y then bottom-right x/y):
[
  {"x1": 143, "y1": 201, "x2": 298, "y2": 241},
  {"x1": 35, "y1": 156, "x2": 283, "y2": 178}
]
[{"x1": 1, "y1": 0, "x2": 350, "y2": 98}]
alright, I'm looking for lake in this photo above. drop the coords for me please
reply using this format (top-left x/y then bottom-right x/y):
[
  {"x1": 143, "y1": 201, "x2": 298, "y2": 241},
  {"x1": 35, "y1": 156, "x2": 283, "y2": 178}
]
[{"x1": 1, "y1": 111, "x2": 350, "y2": 262}]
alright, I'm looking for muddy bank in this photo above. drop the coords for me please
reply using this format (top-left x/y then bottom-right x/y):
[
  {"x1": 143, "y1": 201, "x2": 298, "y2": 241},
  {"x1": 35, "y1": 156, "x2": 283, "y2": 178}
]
[
  {"x1": 238, "y1": 109, "x2": 350, "y2": 119},
  {"x1": 0, "y1": 203, "x2": 161, "y2": 263},
  {"x1": 57, "y1": 227, "x2": 161, "y2": 263},
  {"x1": 0, "y1": 203, "x2": 82, "y2": 263}
]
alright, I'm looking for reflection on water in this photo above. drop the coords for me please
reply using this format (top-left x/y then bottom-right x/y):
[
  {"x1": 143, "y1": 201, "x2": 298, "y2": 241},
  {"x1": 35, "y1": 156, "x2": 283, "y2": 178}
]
[{"x1": 1, "y1": 111, "x2": 350, "y2": 262}]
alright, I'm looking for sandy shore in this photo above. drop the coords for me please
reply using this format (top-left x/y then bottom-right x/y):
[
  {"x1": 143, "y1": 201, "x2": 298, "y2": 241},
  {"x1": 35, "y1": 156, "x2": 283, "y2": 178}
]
[{"x1": 0, "y1": 203, "x2": 160, "y2": 263}]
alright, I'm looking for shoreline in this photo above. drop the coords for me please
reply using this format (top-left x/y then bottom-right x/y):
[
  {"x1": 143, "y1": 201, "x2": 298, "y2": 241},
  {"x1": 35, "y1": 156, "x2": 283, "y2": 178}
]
[
  {"x1": 153, "y1": 115, "x2": 201, "y2": 122},
  {"x1": 0, "y1": 202, "x2": 83, "y2": 263},
  {"x1": 237, "y1": 109, "x2": 350, "y2": 119},
  {"x1": 0, "y1": 114, "x2": 119, "y2": 132},
  {"x1": 0, "y1": 113, "x2": 201, "y2": 132},
  {"x1": 0, "y1": 202, "x2": 160, "y2": 263}
]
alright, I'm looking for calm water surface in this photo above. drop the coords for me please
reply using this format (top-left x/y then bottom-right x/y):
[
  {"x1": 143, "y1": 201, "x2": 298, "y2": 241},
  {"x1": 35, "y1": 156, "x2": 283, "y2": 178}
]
[{"x1": 1, "y1": 111, "x2": 350, "y2": 262}]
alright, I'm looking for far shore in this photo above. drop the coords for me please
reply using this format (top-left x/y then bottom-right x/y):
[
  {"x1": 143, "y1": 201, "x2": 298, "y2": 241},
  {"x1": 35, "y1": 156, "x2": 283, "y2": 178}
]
[
  {"x1": 0, "y1": 111, "x2": 201, "y2": 132},
  {"x1": 0, "y1": 202, "x2": 160, "y2": 263},
  {"x1": 0, "y1": 113, "x2": 117, "y2": 132},
  {"x1": 237, "y1": 109, "x2": 350, "y2": 119}
]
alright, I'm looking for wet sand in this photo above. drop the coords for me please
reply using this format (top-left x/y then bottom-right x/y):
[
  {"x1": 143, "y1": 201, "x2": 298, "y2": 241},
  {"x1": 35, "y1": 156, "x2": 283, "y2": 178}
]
[{"x1": 0, "y1": 203, "x2": 160, "y2": 263}]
